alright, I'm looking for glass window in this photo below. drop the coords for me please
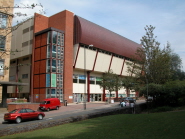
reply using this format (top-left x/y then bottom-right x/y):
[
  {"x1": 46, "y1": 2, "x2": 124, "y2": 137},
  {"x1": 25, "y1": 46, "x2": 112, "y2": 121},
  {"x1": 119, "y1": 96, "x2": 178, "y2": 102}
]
[
  {"x1": 19, "y1": 109, "x2": 27, "y2": 113},
  {"x1": 57, "y1": 46, "x2": 61, "y2": 59},
  {"x1": 47, "y1": 31, "x2": 51, "y2": 44},
  {"x1": 47, "y1": 45, "x2": 51, "y2": 58},
  {"x1": 96, "y1": 77, "x2": 102, "y2": 84},
  {"x1": 23, "y1": 57, "x2": 29, "y2": 61},
  {"x1": 46, "y1": 74, "x2": 51, "y2": 87},
  {"x1": 22, "y1": 74, "x2": 28, "y2": 79},
  {"x1": 79, "y1": 75, "x2": 86, "y2": 84},
  {"x1": 51, "y1": 73, "x2": 56, "y2": 87},
  {"x1": 0, "y1": 35, "x2": 6, "y2": 50},
  {"x1": 52, "y1": 31, "x2": 57, "y2": 44},
  {"x1": 10, "y1": 75, "x2": 15, "y2": 81},
  {"x1": 51, "y1": 89, "x2": 56, "y2": 98},
  {"x1": 0, "y1": 60, "x2": 4, "y2": 75},
  {"x1": 52, "y1": 59, "x2": 56, "y2": 72},
  {"x1": 73, "y1": 74, "x2": 78, "y2": 83},
  {"x1": 46, "y1": 89, "x2": 51, "y2": 98},
  {"x1": 46, "y1": 59, "x2": 51, "y2": 72},
  {"x1": 90, "y1": 76, "x2": 95, "y2": 84},
  {"x1": 61, "y1": 34, "x2": 64, "y2": 46},
  {"x1": 57, "y1": 32, "x2": 61, "y2": 45},
  {"x1": 52, "y1": 45, "x2": 56, "y2": 58},
  {"x1": 0, "y1": 13, "x2": 7, "y2": 28},
  {"x1": 119, "y1": 94, "x2": 126, "y2": 97},
  {"x1": 26, "y1": 109, "x2": 35, "y2": 112}
]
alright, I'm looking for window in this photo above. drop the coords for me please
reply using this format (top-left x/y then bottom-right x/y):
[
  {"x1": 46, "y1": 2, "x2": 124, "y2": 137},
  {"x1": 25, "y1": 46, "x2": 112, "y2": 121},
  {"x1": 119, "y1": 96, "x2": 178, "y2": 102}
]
[
  {"x1": 10, "y1": 60, "x2": 16, "y2": 64},
  {"x1": 52, "y1": 45, "x2": 56, "y2": 58},
  {"x1": 46, "y1": 59, "x2": 51, "y2": 72},
  {"x1": 22, "y1": 41, "x2": 28, "y2": 47},
  {"x1": 19, "y1": 109, "x2": 27, "y2": 113},
  {"x1": 96, "y1": 77, "x2": 102, "y2": 84},
  {"x1": 79, "y1": 75, "x2": 86, "y2": 84},
  {"x1": 23, "y1": 57, "x2": 29, "y2": 61},
  {"x1": 52, "y1": 31, "x2": 57, "y2": 44},
  {"x1": 26, "y1": 108, "x2": 34, "y2": 112},
  {"x1": 52, "y1": 59, "x2": 56, "y2": 72},
  {"x1": 0, "y1": 60, "x2": 4, "y2": 75},
  {"x1": 90, "y1": 76, "x2": 95, "y2": 84},
  {"x1": 46, "y1": 74, "x2": 51, "y2": 87},
  {"x1": 73, "y1": 74, "x2": 78, "y2": 83},
  {"x1": 0, "y1": 13, "x2": 7, "y2": 28},
  {"x1": 10, "y1": 75, "x2": 15, "y2": 81},
  {"x1": 0, "y1": 35, "x2": 6, "y2": 50},
  {"x1": 23, "y1": 27, "x2": 29, "y2": 34},
  {"x1": 22, "y1": 74, "x2": 28, "y2": 79},
  {"x1": 47, "y1": 31, "x2": 51, "y2": 44}
]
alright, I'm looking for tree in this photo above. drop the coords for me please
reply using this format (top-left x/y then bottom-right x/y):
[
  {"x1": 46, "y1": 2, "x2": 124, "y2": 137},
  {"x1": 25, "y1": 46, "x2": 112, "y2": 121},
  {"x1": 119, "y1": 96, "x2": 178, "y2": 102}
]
[
  {"x1": 0, "y1": 2, "x2": 44, "y2": 60},
  {"x1": 127, "y1": 25, "x2": 182, "y2": 85},
  {"x1": 121, "y1": 76, "x2": 138, "y2": 97},
  {"x1": 18, "y1": 78, "x2": 23, "y2": 98},
  {"x1": 99, "y1": 70, "x2": 122, "y2": 103},
  {"x1": 0, "y1": 2, "x2": 44, "y2": 107}
]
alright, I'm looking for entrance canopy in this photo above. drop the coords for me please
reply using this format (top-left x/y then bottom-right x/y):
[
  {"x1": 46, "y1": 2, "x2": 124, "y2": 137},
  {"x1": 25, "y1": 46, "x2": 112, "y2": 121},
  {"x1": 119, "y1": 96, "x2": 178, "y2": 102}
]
[
  {"x1": 0, "y1": 81, "x2": 29, "y2": 107},
  {"x1": 0, "y1": 81, "x2": 29, "y2": 86}
]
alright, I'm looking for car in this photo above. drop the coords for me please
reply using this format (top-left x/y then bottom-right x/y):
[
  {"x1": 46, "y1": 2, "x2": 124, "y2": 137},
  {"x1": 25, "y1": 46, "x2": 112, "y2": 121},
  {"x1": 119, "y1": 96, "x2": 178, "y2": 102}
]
[
  {"x1": 39, "y1": 98, "x2": 61, "y2": 111},
  {"x1": 4, "y1": 108, "x2": 45, "y2": 124},
  {"x1": 122, "y1": 97, "x2": 136, "y2": 103},
  {"x1": 146, "y1": 96, "x2": 153, "y2": 102}
]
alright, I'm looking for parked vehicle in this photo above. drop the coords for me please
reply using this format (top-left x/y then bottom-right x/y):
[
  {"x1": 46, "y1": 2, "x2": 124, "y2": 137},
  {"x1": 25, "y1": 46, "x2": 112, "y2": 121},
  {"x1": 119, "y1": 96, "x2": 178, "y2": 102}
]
[
  {"x1": 123, "y1": 97, "x2": 136, "y2": 103},
  {"x1": 4, "y1": 108, "x2": 45, "y2": 124},
  {"x1": 146, "y1": 96, "x2": 153, "y2": 102},
  {"x1": 39, "y1": 98, "x2": 61, "y2": 111}
]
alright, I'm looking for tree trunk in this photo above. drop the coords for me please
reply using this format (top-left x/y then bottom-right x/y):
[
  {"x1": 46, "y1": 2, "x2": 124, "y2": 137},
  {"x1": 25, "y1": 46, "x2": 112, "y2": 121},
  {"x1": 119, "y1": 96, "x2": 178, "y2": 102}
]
[{"x1": 1, "y1": 85, "x2": 7, "y2": 108}]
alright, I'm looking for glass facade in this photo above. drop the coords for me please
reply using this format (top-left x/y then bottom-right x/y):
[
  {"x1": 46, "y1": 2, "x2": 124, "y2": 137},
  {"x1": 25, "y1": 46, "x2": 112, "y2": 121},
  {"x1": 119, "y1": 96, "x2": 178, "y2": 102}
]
[{"x1": 46, "y1": 31, "x2": 64, "y2": 102}]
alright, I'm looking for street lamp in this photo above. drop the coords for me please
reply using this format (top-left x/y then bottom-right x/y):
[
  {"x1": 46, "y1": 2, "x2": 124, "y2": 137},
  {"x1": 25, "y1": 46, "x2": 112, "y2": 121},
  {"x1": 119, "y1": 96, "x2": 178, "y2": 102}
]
[{"x1": 84, "y1": 44, "x2": 93, "y2": 110}]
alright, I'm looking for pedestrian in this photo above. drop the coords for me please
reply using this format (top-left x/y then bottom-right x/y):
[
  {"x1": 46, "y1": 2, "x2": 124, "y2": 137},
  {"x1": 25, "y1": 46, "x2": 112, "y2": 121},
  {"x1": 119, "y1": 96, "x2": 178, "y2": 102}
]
[{"x1": 120, "y1": 100, "x2": 125, "y2": 107}]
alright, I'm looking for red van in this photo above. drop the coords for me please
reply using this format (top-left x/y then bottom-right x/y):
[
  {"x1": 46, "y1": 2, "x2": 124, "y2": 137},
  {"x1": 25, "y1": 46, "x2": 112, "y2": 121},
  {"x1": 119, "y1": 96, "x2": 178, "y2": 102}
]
[{"x1": 39, "y1": 98, "x2": 61, "y2": 111}]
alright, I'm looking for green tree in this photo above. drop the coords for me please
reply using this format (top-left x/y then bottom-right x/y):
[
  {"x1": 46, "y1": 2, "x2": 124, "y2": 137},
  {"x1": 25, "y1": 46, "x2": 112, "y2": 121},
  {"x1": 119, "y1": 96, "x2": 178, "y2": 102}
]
[
  {"x1": 121, "y1": 76, "x2": 138, "y2": 97},
  {"x1": 99, "y1": 70, "x2": 122, "y2": 103},
  {"x1": 127, "y1": 25, "x2": 180, "y2": 85}
]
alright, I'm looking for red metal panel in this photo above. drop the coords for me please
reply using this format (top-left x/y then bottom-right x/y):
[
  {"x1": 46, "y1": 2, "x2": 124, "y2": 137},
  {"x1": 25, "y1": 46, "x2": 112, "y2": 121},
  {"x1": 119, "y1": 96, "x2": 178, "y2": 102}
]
[
  {"x1": 92, "y1": 50, "x2": 98, "y2": 71},
  {"x1": 120, "y1": 58, "x2": 126, "y2": 75},
  {"x1": 108, "y1": 55, "x2": 113, "y2": 71},
  {"x1": 74, "y1": 16, "x2": 142, "y2": 59},
  {"x1": 73, "y1": 44, "x2": 80, "y2": 68}
]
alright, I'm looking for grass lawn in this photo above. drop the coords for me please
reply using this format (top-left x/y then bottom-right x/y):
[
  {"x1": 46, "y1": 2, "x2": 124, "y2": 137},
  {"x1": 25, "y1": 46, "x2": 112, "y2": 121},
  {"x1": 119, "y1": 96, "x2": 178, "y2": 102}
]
[{"x1": 1, "y1": 111, "x2": 185, "y2": 139}]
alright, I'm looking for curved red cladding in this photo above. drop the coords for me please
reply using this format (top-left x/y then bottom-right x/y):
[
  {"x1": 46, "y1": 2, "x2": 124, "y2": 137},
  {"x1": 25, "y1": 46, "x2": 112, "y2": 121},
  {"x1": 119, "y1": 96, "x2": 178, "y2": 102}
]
[{"x1": 74, "y1": 16, "x2": 142, "y2": 58}]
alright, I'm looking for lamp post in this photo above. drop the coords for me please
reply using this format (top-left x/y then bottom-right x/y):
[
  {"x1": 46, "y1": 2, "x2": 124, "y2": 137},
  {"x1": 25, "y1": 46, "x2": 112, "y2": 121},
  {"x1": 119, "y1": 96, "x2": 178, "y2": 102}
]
[{"x1": 84, "y1": 44, "x2": 93, "y2": 110}]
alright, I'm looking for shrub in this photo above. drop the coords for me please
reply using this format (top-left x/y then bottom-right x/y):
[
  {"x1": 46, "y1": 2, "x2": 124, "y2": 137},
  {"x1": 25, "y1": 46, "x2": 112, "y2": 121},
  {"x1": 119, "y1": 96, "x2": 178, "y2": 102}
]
[{"x1": 150, "y1": 106, "x2": 173, "y2": 113}]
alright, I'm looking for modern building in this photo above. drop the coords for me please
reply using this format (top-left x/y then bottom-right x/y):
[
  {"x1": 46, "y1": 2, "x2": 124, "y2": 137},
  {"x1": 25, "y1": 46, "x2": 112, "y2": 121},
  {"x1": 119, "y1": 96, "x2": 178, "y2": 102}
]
[
  {"x1": 0, "y1": 0, "x2": 14, "y2": 102},
  {"x1": 9, "y1": 10, "x2": 142, "y2": 104}
]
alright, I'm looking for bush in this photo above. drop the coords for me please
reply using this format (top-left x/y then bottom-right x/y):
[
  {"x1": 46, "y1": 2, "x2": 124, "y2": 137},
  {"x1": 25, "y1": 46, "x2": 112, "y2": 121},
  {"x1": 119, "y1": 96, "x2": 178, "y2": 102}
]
[
  {"x1": 150, "y1": 106, "x2": 173, "y2": 113},
  {"x1": 178, "y1": 97, "x2": 185, "y2": 106}
]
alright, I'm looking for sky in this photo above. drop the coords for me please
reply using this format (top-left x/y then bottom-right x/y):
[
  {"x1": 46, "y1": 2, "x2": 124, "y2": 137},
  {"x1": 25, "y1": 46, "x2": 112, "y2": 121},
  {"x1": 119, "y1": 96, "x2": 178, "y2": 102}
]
[{"x1": 14, "y1": 0, "x2": 185, "y2": 71}]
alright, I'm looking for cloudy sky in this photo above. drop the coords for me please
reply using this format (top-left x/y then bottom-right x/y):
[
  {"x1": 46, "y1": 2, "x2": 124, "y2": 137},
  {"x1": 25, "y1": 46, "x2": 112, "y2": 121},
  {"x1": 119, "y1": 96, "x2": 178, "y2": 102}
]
[{"x1": 14, "y1": 0, "x2": 185, "y2": 70}]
